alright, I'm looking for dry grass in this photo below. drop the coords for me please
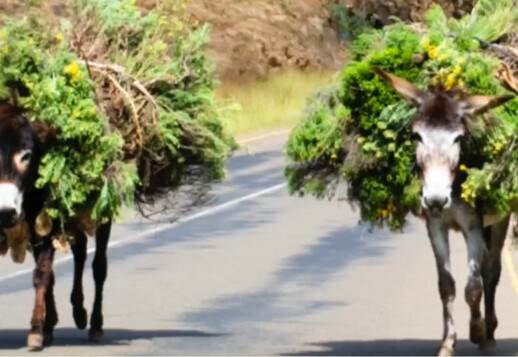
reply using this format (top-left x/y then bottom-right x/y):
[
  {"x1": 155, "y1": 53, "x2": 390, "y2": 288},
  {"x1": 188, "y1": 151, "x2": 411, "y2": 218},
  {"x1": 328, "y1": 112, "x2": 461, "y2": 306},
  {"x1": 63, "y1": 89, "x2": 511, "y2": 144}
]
[{"x1": 216, "y1": 69, "x2": 336, "y2": 136}]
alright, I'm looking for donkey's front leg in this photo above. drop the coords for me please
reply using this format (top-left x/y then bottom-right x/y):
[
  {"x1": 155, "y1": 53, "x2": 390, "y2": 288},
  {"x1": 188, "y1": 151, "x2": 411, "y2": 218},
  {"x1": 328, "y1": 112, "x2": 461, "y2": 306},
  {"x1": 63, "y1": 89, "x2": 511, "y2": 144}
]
[
  {"x1": 27, "y1": 239, "x2": 55, "y2": 351},
  {"x1": 426, "y1": 218, "x2": 456, "y2": 356},
  {"x1": 463, "y1": 224, "x2": 486, "y2": 346}
]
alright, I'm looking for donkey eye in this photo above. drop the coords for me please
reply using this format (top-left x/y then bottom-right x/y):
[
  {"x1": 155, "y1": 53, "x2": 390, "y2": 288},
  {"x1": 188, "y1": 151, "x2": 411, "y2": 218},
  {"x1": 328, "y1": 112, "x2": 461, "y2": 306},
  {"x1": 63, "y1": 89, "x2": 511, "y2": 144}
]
[
  {"x1": 453, "y1": 134, "x2": 463, "y2": 143},
  {"x1": 20, "y1": 151, "x2": 32, "y2": 162},
  {"x1": 411, "y1": 132, "x2": 423, "y2": 143}
]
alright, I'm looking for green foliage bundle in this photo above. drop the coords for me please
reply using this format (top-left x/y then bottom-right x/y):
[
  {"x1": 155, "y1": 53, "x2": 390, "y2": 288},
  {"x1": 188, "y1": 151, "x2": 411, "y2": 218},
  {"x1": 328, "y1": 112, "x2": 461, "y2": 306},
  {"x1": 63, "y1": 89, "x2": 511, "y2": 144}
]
[
  {"x1": 0, "y1": 0, "x2": 235, "y2": 229},
  {"x1": 285, "y1": 1, "x2": 518, "y2": 231}
]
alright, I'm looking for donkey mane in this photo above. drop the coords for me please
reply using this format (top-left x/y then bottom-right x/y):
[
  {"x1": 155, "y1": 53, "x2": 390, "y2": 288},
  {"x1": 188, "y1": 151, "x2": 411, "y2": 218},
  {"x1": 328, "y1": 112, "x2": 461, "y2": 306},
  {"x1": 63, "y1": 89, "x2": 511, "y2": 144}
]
[
  {"x1": 417, "y1": 85, "x2": 467, "y2": 129},
  {"x1": 0, "y1": 101, "x2": 25, "y2": 125}
]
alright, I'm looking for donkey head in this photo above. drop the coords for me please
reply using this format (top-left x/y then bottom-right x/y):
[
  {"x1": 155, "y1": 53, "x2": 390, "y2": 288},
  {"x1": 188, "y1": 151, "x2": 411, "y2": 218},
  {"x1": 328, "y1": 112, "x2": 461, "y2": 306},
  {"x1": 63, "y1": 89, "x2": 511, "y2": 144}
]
[
  {"x1": 0, "y1": 102, "x2": 55, "y2": 228},
  {"x1": 375, "y1": 68, "x2": 513, "y2": 215}
]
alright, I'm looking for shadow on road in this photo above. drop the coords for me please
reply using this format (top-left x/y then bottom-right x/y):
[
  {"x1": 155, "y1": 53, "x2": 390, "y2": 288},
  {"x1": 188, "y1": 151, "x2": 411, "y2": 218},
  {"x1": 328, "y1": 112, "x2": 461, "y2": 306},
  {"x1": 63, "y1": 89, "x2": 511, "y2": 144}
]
[
  {"x1": 283, "y1": 338, "x2": 518, "y2": 356},
  {"x1": 0, "y1": 328, "x2": 223, "y2": 349},
  {"x1": 181, "y1": 223, "x2": 390, "y2": 329}
]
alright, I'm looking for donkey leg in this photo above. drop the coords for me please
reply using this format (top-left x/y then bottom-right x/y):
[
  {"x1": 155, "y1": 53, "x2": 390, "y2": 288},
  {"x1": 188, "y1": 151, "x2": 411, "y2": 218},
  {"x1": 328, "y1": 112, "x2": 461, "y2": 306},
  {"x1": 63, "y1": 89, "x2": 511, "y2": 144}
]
[
  {"x1": 427, "y1": 218, "x2": 456, "y2": 356},
  {"x1": 89, "y1": 221, "x2": 111, "y2": 343},
  {"x1": 43, "y1": 268, "x2": 58, "y2": 346},
  {"x1": 481, "y1": 216, "x2": 510, "y2": 351},
  {"x1": 463, "y1": 226, "x2": 486, "y2": 345},
  {"x1": 27, "y1": 240, "x2": 54, "y2": 351},
  {"x1": 70, "y1": 230, "x2": 88, "y2": 330}
]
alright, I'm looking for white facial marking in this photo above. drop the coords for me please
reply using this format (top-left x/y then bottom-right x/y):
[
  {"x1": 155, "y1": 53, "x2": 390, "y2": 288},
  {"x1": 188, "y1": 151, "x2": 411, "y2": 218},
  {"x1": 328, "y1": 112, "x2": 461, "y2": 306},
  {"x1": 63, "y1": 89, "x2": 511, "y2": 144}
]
[
  {"x1": 0, "y1": 183, "x2": 23, "y2": 215},
  {"x1": 415, "y1": 125, "x2": 463, "y2": 211}
]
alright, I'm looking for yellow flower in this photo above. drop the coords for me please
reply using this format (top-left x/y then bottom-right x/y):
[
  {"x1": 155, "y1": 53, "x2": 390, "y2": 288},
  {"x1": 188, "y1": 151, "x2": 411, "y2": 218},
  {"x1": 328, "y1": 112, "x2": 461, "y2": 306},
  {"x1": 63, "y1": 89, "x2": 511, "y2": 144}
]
[
  {"x1": 376, "y1": 209, "x2": 389, "y2": 218},
  {"x1": 452, "y1": 65, "x2": 462, "y2": 75},
  {"x1": 427, "y1": 45, "x2": 438, "y2": 60},
  {"x1": 459, "y1": 164, "x2": 467, "y2": 171},
  {"x1": 420, "y1": 37, "x2": 430, "y2": 50},
  {"x1": 491, "y1": 142, "x2": 505, "y2": 155},
  {"x1": 55, "y1": 33, "x2": 64, "y2": 42},
  {"x1": 72, "y1": 110, "x2": 81, "y2": 118},
  {"x1": 64, "y1": 61, "x2": 81, "y2": 81},
  {"x1": 330, "y1": 153, "x2": 337, "y2": 159},
  {"x1": 460, "y1": 183, "x2": 475, "y2": 204},
  {"x1": 445, "y1": 73, "x2": 457, "y2": 90}
]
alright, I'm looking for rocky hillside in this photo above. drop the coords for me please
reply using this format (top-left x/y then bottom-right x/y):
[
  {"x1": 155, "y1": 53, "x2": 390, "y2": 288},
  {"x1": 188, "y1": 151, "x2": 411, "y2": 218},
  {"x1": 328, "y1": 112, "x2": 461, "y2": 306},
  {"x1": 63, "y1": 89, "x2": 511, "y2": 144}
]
[
  {"x1": 138, "y1": 0, "x2": 347, "y2": 81},
  {"x1": 2, "y1": 0, "x2": 478, "y2": 81},
  {"x1": 334, "y1": 0, "x2": 475, "y2": 26},
  {"x1": 139, "y1": 0, "x2": 477, "y2": 81}
]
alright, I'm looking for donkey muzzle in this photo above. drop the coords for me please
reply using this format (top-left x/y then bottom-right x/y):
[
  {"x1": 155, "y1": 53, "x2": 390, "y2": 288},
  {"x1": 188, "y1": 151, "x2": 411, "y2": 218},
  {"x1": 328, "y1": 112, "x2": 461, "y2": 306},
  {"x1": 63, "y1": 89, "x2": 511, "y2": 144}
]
[
  {"x1": 423, "y1": 196, "x2": 450, "y2": 215},
  {"x1": 0, "y1": 183, "x2": 23, "y2": 228}
]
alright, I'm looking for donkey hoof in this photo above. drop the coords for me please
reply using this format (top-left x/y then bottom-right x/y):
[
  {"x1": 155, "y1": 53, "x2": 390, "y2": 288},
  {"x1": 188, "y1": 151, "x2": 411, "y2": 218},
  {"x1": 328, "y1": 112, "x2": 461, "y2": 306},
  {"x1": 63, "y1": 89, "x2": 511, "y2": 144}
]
[
  {"x1": 27, "y1": 333, "x2": 44, "y2": 352},
  {"x1": 88, "y1": 329, "x2": 104, "y2": 343},
  {"x1": 470, "y1": 318, "x2": 486, "y2": 345},
  {"x1": 73, "y1": 307, "x2": 88, "y2": 330},
  {"x1": 481, "y1": 339, "x2": 497, "y2": 352},
  {"x1": 43, "y1": 332, "x2": 54, "y2": 347},
  {"x1": 437, "y1": 345, "x2": 454, "y2": 357}
]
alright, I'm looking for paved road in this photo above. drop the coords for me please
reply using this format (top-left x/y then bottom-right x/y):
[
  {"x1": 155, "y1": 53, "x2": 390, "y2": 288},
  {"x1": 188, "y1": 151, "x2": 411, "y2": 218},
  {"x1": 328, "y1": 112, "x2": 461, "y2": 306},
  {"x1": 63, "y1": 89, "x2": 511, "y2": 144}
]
[{"x1": 1, "y1": 133, "x2": 518, "y2": 355}]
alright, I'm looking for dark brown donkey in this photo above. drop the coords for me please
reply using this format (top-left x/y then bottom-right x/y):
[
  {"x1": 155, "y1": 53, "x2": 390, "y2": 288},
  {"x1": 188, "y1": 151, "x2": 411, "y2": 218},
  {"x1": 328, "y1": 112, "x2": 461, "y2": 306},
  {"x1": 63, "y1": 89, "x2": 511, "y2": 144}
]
[{"x1": 0, "y1": 101, "x2": 112, "y2": 351}]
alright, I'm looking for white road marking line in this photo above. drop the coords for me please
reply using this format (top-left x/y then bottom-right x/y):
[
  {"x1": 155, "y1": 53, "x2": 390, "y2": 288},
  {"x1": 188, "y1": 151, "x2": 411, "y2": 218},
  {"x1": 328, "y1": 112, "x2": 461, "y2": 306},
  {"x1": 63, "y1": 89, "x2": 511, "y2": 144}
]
[
  {"x1": 503, "y1": 241, "x2": 518, "y2": 297},
  {"x1": 237, "y1": 129, "x2": 291, "y2": 144},
  {"x1": 0, "y1": 183, "x2": 286, "y2": 284}
]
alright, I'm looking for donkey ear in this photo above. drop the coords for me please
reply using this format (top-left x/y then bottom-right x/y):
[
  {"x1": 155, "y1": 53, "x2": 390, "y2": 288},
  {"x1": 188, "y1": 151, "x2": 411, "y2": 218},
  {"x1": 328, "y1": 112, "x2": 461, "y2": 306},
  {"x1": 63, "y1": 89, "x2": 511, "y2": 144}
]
[
  {"x1": 458, "y1": 94, "x2": 514, "y2": 116},
  {"x1": 31, "y1": 121, "x2": 57, "y2": 149},
  {"x1": 373, "y1": 67, "x2": 427, "y2": 106}
]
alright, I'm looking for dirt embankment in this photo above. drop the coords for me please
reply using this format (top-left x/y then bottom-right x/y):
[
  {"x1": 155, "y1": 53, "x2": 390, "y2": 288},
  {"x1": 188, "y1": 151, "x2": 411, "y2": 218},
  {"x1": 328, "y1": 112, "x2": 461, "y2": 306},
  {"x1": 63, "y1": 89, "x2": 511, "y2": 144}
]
[{"x1": 139, "y1": 0, "x2": 347, "y2": 81}]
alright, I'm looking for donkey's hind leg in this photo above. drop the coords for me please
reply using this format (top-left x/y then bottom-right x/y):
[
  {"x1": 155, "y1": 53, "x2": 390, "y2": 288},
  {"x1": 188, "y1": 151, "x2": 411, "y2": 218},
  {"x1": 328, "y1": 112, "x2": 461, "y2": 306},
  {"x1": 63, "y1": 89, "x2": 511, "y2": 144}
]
[
  {"x1": 89, "y1": 220, "x2": 111, "y2": 343},
  {"x1": 426, "y1": 218, "x2": 456, "y2": 356},
  {"x1": 71, "y1": 230, "x2": 88, "y2": 330},
  {"x1": 463, "y1": 224, "x2": 486, "y2": 346},
  {"x1": 481, "y1": 216, "x2": 510, "y2": 351}
]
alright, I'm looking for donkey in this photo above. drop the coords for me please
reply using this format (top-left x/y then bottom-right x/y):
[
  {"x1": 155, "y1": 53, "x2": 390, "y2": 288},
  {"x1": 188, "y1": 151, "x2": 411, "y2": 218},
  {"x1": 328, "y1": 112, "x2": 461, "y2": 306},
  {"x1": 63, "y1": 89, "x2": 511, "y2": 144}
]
[
  {"x1": 0, "y1": 101, "x2": 112, "y2": 351},
  {"x1": 375, "y1": 68, "x2": 514, "y2": 356},
  {"x1": 0, "y1": 101, "x2": 57, "y2": 350}
]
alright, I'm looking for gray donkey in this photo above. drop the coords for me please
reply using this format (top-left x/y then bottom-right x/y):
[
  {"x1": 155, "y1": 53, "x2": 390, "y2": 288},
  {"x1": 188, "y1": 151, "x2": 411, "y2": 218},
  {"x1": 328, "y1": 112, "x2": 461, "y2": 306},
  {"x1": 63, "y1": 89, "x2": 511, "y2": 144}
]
[{"x1": 376, "y1": 68, "x2": 514, "y2": 356}]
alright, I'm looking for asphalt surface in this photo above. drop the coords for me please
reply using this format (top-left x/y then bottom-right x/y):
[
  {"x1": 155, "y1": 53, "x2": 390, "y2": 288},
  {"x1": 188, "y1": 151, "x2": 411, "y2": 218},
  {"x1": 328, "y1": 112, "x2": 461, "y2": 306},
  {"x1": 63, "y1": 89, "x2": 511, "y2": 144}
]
[{"x1": 1, "y1": 133, "x2": 518, "y2": 355}]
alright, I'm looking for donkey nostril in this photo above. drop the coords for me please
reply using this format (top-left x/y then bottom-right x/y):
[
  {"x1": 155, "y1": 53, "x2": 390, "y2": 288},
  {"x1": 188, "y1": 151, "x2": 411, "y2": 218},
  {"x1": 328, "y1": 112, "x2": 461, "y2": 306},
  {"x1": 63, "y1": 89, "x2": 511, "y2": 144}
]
[
  {"x1": 0, "y1": 208, "x2": 17, "y2": 228},
  {"x1": 424, "y1": 196, "x2": 449, "y2": 211}
]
